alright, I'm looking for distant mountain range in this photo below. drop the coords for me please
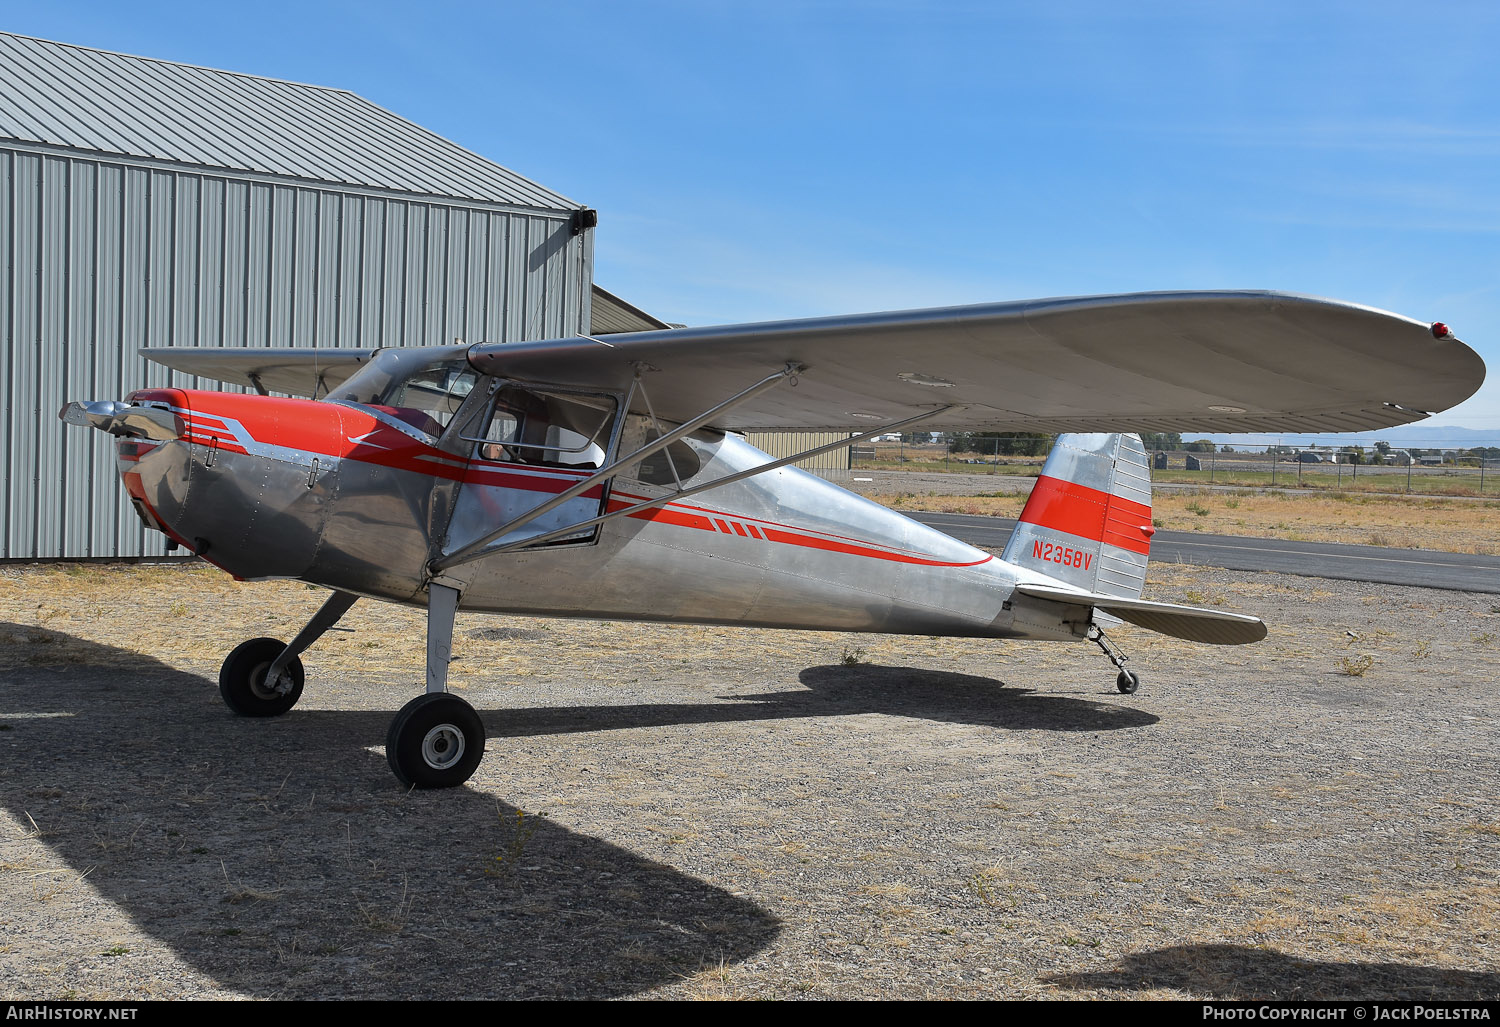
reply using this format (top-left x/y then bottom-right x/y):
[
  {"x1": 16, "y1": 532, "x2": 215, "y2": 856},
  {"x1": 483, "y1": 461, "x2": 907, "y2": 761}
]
[{"x1": 1202, "y1": 426, "x2": 1500, "y2": 450}]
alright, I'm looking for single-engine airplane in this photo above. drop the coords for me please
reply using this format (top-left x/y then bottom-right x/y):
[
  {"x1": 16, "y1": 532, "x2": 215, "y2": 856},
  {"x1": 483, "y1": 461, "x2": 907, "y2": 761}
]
[{"x1": 59, "y1": 291, "x2": 1484, "y2": 789}]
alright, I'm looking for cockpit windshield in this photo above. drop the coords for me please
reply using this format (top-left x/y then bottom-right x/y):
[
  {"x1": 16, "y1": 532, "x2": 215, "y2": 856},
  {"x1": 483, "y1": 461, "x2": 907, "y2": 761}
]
[
  {"x1": 327, "y1": 348, "x2": 621, "y2": 464},
  {"x1": 327, "y1": 346, "x2": 477, "y2": 442}
]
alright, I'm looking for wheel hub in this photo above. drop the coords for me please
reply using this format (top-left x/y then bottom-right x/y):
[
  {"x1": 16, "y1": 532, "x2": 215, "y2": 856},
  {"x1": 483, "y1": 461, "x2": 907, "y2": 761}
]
[
  {"x1": 421, "y1": 724, "x2": 466, "y2": 770},
  {"x1": 248, "y1": 662, "x2": 286, "y2": 701}
]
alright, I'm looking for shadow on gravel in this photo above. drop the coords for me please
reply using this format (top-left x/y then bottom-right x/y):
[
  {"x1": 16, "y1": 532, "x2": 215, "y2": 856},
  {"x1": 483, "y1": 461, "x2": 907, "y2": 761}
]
[
  {"x1": 799, "y1": 664, "x2": 1157, "y2": 732},
  {"x1": 1047, "y1": 944, "x2": 1500, "y2": 1000},
  {"x1": 481, "y1": 663, "x2": 1157, "y2": 738},
  {"x1": 0, "y1": 623, "x2": 779, "y2": 999}
]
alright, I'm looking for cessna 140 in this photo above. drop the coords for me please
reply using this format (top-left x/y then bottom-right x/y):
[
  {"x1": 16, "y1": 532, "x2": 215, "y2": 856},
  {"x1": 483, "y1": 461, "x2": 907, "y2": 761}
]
[{"x1": 60, "y1": 291, "x2": 1484, "y2": 789}]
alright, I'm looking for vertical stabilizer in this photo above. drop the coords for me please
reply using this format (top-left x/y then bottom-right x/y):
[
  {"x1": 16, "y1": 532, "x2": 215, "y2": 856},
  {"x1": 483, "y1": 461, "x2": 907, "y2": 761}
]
[{"x1": 1001, "y1": 434, "x2": 1153, "y2": 598}]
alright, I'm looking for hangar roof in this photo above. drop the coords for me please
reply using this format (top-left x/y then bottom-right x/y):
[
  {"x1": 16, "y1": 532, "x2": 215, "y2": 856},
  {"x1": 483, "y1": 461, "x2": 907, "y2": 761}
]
[{"x1": 0, "y1": 31, "x2": 581, "y2": 213}]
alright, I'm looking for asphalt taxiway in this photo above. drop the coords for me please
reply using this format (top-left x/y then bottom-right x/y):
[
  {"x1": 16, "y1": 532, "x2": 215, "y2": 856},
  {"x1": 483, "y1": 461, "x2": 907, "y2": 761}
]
[{"x1": 911, "y1": 512, "x2": 1500, "y2": 594}]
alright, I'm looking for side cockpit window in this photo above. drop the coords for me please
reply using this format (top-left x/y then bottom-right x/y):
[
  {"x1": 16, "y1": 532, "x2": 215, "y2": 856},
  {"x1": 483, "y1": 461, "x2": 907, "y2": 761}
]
[{"x1": 474, "y1": 386, "x2": 616, "y2": 470}]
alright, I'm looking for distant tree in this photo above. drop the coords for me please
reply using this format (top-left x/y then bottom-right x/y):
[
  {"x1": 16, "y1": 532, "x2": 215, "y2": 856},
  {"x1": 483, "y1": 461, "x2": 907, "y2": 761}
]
[
  {"x1": 948, "y1": 432, "x2": 1052, "y2": 456},
  {"x1": 1374, "y1": 440, "x2": 1392, "y2": 455},
  {"x1": 1220, "y1": 446, "x2": 1235, "y2": 454},
  {"x1": 1012, "y1": 433, "x2": 1052, "y2": 457},
  {"x1": 1140, "y1": 432, "x2": 1183, "y2": 451},
  {"x1": 1183, "y1": 439, "x2": 1216, "y2": 453}
]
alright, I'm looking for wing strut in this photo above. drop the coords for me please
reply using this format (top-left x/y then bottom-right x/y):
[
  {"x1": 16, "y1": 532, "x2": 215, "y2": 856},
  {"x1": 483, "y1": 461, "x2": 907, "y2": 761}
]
[
  {"x1": 444, "y1": 405, "x2": 954, "y2": 566},
  {"x1": 430, "y1": 365, "x2": 955, "y2": 573},
  {"x1": 432, "y1": 363, "x2": 802, "y2": 573}
]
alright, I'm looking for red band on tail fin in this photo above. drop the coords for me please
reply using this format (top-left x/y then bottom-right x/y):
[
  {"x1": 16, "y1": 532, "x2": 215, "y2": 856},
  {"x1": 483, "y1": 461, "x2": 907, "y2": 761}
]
[{"x1": 1019, "y1": 475, "x2": 1152, "y2": 555}]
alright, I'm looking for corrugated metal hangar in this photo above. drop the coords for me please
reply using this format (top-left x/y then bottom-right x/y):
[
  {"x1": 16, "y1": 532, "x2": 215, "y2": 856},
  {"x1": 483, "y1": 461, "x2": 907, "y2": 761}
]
[
  {"x1": 0, "y1": 31, "x2": 599, "y2": 560},
  {"x1": 0, "y1": 31, "x2": 844, "y2": 561}
]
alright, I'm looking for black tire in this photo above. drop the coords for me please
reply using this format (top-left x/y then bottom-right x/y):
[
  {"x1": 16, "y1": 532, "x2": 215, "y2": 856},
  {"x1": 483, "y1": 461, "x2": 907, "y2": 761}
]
[
  {"x1": 1116, "y1": 669, "x2": 1141, "y2": 695},
  {"x1": 219, "y1": 637, "x2": 304, "y2": 716},
  {"x1": 386, "y1": 693, "x2": 485, "y2": 789}
]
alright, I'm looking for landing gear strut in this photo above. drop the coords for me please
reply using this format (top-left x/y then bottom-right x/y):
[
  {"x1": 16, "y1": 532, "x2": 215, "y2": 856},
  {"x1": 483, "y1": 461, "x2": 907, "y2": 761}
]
[
  {"x1": 218, "y1": 590, "x2": 359, "y2": 717},
  {"x1": 217, "y1": 583, "x2": 486, "y2": 788},
  {"x1": 385, "y1": 583, "x2": 486, "y2": 789},
  {"x1": 1089, "y1": 625, "x2": 1141, "y2": 694}
]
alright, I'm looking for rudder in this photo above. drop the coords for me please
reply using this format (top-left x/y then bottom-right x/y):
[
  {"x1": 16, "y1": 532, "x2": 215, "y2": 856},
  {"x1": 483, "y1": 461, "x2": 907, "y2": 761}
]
[{"x1": 1001, "y1": 434, "x2": 1153, "y2": 598}]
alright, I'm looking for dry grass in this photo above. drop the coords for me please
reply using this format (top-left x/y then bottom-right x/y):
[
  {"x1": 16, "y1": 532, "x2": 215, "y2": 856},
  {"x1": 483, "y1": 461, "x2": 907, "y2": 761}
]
[
  {"x1": 870, "y1": 488, "x2": 1500, "y2": 555},
  {"x1": 876, "y1": 488, "x2": 1031, "y2": 520},
  {"x1": 2, "y1": 553, "x2": 1499, "y2": 1000}
]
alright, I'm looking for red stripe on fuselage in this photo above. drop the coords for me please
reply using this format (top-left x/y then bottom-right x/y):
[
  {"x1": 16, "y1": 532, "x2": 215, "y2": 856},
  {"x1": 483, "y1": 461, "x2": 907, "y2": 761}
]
[
  {"x1": 607, "y1": 500, "x2": 719, "y2": 533},
  {"x1": 149, "y1": 390, "x2": 601, "y2": 494},
  {"x1": 152, "y1": 390, "x2": 991, "y2": 570},
  {"x1": 1019, "y1": 475, "x2": 1152, "y2": 555}
]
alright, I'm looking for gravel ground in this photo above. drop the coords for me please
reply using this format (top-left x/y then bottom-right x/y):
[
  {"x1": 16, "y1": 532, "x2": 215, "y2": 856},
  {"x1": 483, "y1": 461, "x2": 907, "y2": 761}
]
[{"x1": 0, "y1": 561, "x2": 1498, "y2": 1000}]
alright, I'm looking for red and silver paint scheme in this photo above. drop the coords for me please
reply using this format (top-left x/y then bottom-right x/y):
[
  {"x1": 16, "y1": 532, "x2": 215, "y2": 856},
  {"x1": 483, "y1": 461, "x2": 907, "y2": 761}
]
[
  {"x1": 92, "y1": 364, "x2": 1222, "y2": 646},
  {"x1": 59, "y1": 290, "x2": 1485, "y2": 788},
  {"x1": 94, "y1": 371, "x2": 1073, "y2": 640},
  {"x1": 1002, "y1": 433, "x2": 1153, "y2": 599}
]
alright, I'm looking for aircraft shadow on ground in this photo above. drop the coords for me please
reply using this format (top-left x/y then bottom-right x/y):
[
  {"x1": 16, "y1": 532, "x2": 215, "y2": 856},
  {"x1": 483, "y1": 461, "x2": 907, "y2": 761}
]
[
  {"x1": 0, "y1": 623, "x2": 779, "y2": 1000},
  {"x1": 1046, "y1": 944, "x2": 1500, "y2": 1000},
  {"x1": 481, "y1": 663, "x2": 1158, "y2": 739}
]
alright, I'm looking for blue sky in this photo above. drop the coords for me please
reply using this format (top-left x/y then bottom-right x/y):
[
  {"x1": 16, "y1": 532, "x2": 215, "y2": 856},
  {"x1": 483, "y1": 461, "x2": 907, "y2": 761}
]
[{"x1": 9, "y1": 2, "x2": 1499, "y2": 428}]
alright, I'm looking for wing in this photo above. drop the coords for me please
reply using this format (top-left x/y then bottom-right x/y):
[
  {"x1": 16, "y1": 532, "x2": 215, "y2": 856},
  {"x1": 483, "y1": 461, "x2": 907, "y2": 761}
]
[
  {"x1": 140, "y1": 292, "x2": 1484, "y2": 432},
  {"x1": 468, "y1": 291, "x2": 1484, "y2": 433},
  {"x1": 139, "y1": 347, "x2": 377, "y2": 398}
]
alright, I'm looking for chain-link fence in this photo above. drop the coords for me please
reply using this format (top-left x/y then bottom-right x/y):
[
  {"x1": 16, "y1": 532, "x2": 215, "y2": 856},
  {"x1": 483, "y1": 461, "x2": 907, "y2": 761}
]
[{"x1": 848, "y1": 434, "x2": 1498, "y2": 496}]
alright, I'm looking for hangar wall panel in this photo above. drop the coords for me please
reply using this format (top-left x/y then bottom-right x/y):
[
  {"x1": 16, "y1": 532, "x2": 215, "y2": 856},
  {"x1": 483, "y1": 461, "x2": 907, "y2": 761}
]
[
  {"x1": 743, "y1": 431, "x2": 853, "y2": 482},
  {"x1": 1, "y1": 147, "x2": 590, "y2": 559}
]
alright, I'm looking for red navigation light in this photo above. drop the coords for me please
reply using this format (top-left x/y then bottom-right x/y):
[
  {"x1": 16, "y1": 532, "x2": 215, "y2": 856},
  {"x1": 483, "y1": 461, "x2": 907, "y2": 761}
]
[{"x1": 1432, "y1": 322, "x2": 1452, "y2": 339}]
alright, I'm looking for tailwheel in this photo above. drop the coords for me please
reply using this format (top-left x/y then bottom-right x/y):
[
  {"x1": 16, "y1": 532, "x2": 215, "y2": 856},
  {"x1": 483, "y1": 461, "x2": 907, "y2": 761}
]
[
  {"x1": 386, "y1": 693, "x2": 485, "y2": 789},
  {"x1": 219, "y1": 637, "x2": 304, "y2": 716},
  {"x1": 1089, "y1": 625, "x2": 1141, "y2": 695}
]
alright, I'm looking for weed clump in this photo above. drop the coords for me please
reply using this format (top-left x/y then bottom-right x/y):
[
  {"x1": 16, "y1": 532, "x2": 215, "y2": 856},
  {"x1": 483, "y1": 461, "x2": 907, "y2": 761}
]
[{"x1": 1338, "y1": 654, "x2": 1374, "y2": 677}]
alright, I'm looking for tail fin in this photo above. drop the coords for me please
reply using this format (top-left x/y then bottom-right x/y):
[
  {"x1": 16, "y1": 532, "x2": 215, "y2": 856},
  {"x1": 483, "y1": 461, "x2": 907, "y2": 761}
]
[{"x1": 1001, "y1": 433, "x2": 1154, "y2": 598}]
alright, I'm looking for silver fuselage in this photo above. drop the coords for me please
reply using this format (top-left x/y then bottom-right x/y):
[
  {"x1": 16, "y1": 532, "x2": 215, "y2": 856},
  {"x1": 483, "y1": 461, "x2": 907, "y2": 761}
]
[{"x1": 112, "y1": 385, "x2": 1089, "y2": 643}]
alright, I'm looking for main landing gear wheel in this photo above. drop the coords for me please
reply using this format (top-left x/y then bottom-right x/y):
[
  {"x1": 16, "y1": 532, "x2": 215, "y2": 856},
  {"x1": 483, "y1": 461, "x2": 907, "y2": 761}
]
[
  {"x1": 219, "y1": 637, "x2": 304, "y2": 716},
  {"x1": 386, "y1": 693, "x2": 485, "y2": 789},
  {"x1": 1116, "y1": 669, "x2": 1141, "y2": 695}
]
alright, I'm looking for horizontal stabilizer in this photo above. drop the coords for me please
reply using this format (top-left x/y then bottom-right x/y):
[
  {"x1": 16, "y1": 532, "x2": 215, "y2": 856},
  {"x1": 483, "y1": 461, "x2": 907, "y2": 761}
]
[
  {"x1": 141, "y1": 348, "x2": 377, "y2": 398},
  {"x1": 1015, "y1": 583, "x2": 1268, "y2": 645}
]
